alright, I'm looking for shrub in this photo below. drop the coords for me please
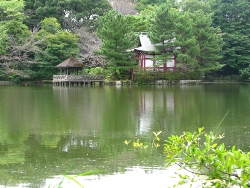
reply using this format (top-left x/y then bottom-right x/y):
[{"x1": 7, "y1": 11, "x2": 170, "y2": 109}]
[
  {"x1": 126, "y1": 128, "x2": 250, "y2": 187},
  {"x1": 87, "y1": 67, "x2": 104, "y2": 75},
  {"x1": 165, "y1": 127, "x2": 250, "y2": 187}
]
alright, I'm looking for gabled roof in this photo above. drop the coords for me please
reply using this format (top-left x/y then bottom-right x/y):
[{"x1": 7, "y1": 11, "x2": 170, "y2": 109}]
[
  {"x1": 134, "y1": 33, "x2": 180, "y2": 53},
  {"x1": 56, "y1": 57, "x2": 84, "y2": 68},
  {"x1": 134, "y1": 34, "x2": 156, "y2": 52}
]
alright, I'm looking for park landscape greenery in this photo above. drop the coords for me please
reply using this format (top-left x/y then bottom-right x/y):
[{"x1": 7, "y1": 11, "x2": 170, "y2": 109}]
[
  {"x1": 0, "y1": 1, "x2": 250, "y2": 187},
  {"x1": 0, "y1": 0, "x2": 250, "y2": 82}
]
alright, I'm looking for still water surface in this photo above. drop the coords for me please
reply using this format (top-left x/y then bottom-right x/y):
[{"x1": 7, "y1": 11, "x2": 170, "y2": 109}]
[{"x1": 0, "y1": 84, "x2": 249, "y2": 187}]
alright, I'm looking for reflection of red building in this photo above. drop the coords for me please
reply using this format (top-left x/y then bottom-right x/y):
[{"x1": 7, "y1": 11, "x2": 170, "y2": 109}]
[
  {"x1": 137, "y1": 89, "x2": 176, "y2": 135},
  {"x1": 134, "y1": 33, "x2": 178, "y2": 72}
]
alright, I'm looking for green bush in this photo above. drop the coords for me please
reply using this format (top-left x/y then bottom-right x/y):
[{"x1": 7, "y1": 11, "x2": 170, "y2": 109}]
[
  {"x1": 133, "y1": 70, "x2": 155, "y2": 84},
  {"x1": 165, "y1": 127, "x2": 250, "y2": 187},
  {"x1": 126, "y1": 128, "x2": 250, "y2": 187},
  {"x1": 87, "y1": 67, "x2": 104, "y2": 75},
  {"x1": 181, "y1": 70, "x2": 202, "y2": 80},
  {"x1": 133, "y1": 69, "x2": 185, "y2": 84},
  {"x1": 240, "y1": 66, "x2": 250, "y2": 81}
]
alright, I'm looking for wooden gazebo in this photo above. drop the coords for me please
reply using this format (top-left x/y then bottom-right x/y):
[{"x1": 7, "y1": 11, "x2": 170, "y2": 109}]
[
  {"x1": 53, "y1": 57, "x2": 104, "y2": 86},
  {"x1": 56, "y1": 56, "x2": 84, "y2": 75}
]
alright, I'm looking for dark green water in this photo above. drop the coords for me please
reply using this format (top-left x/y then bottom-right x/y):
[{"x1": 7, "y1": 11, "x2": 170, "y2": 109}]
[{"x1": 0, "y1": 84, "x2": 249, "y2": 188}]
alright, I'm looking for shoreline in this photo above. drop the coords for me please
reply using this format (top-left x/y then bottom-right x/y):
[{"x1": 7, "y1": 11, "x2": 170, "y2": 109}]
[{"x1": 0, "y1": 80, "x2": 248, "y2": 86}]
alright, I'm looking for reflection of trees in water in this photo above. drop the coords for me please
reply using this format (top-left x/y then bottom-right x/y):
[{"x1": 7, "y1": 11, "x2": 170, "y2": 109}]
[
  {"x1": 0, "y1": 84, "x2": 249, "y2": 187},
  {"x1": 0, "y1": 129, "x2": 164, "y2": 187},
  {"x1": 0, "y1": 132, "x2": 29, "y2": 165},
  {"x1": 137, "y1": 87, "x2": 176, "y2": 135}
]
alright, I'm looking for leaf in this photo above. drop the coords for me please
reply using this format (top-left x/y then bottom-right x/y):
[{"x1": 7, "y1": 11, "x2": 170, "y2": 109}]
[
  {"x1": 64, "y1": 175, "x2": 85, "y2": 188},
  {"x1": 154, "y1": 143, "x2": 160, "y2": 148},
  {"x1": 153, "y1": 131, "x2": 162, "y2": 137},
  {"x1": 124, "y1": 140, "x2": 131, "y2": 145},
  {"x1": 212, "y1": 143, "x2": 217, "y2": 148}
]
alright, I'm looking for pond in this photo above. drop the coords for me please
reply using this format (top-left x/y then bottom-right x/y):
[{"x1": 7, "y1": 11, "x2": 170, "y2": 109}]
[{"x1": 0, "y1": 83, "x2": 249, "y2": 188}]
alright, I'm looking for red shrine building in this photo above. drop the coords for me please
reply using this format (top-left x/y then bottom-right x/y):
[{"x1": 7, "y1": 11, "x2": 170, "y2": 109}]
[{"x1": 133, "y1": 33, "x2": 178, "y2": 72}]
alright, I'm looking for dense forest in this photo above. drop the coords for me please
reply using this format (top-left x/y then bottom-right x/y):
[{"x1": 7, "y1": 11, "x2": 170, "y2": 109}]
[{"x1": 0, "y1": 0, "x2": 249, "y2": 82}]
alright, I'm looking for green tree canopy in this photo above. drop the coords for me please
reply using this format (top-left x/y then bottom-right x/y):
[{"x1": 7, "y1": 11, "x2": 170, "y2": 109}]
[
  {"x1": 0, "y1": 0, "x2": 25, "y2": 21},
  {"x1": 17, "y1": 17, "x2": 80, "y2": 80},
  {"x1": 4, "y1": 20, "x2": 30, "y2": 41},
  {"x1": 148, "y1": 1, "x2": 223, "y2": 74},
  {"x1": 97, "y1": 10, "x2": 137, "y2": 80},
  {"x1": 40, "y1": 17, "x2": 62, "y2": 34},
  {"x1": 135, "y1": 0, "x2": 171, "y2": 12},
  {"x1": 126, "y1": 15, "x2": 149, "y2": 33},
  {"x1": 210, "y1": 0, "x2": 250, "y2": 78},
  {"x1": 43, "y1": 31, "x2": 80, "y2": 65},
  {"x1": 23, "y1": 0, "x2": 111, "y2": 30},
  {"x1": 180, "y1": 0, "x2": 212, "y2": 14},
  {"x1": 0, "y1": 26, "x2": 8, "y2": 55},
  {"x1": 0, "y1": 0, "x2": 28, "y2": 54}
]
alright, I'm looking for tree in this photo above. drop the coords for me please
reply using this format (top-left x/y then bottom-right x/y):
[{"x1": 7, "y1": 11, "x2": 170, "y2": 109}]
[
  {"x1": 179, "y1": 0, "x2": 223, "y2": 73},
  {"x1": 180, "y1": 0, "x2": 212, "y2": 14},
  {"x1": 126, "y1": 15, "x2": 149, "y2": 33},
  {"x1": 0, "y1": 31, "x2": 44, "y2": 82},
  {"x1": 148, "y1": 2, "x2": 200, "y2": 70},
  {"x1": 23, "y1": 0, "x2": 112, "y2": 30},
  {"x1": 170, "y1": 9, "x2": 201, "y2": 70},
  {"x1": 135, "y1": 0, "x2": 168, "y2": 12},
  {"x1": 4, "y1": 20, "x2": 30, "y2": 41},
  {"x1": 0, "y1": 0, "x2": 38, "y2": 81},
  {"x1": 148, "y1": 2, "x2": 177, "y2": 64},
  {"x1": 0, "y1": 0, "x2": 27, "y2": 53},
  {"x1": 34, "y1": 18, "x2": 80, "y2": 79},
  {"x1": 0, "y1": 0, "x2": 24, "y2": 22},
  {"x1": 42, "y1": 31, "x2": 80, "y2": 65},
  {"x1": 73, "y1": 26, "x2": 104, "y2": 68},
  {"x1": 210, "y1": 0, "x2": 250, "y2": 78},
  {"x1": 148, "y1": 1, "x2": 223, "y2": 74},
  {"x1": 24, "y1": 0, "x2": 68, "y2": 30},
  {"x1": 110, "y1": 0, "x2": 138, "y2": 15},
  {"x1": 59, "y1": 0, "x2": 112, "y2": 30},
  {"x1": 0, "y1": 25, "x2": 8, "y2": 55},
  {"x1": 40, "y1": 17, "x2": 61, "y2": 34},
  {"x1": 97, "y1": 10, "x2": 137, "y2": 80}
]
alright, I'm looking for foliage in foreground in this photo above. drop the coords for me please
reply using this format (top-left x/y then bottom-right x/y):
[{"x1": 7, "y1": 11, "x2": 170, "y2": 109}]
[
  {"x1": 165, "y1": 127, "x2": 250, "y2": 187},
  {"x1": 49, "y1": 171, "x2": 102, "y2": 188},
  {"x1": 126, "y1": 128, "x2": 250, "y2": 187}
]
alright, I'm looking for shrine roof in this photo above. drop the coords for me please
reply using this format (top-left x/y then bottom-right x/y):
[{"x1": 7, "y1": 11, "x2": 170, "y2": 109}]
[{"x1": 134, "y1": 34, "x2": 156, "y2": 52}]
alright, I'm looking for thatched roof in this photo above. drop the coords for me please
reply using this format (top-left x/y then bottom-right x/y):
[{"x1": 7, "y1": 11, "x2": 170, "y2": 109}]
[{"x1": 56, "y1": 57, "x2": 84, "y2": 68}]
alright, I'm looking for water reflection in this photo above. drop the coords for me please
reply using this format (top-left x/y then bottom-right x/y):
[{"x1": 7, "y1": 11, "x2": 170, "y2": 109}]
[
  {"x1": 0, "y1": 84, "x2": 249, "y2": 188},
  {"x1": 45, "y1": 165, "x2": 201, "y2": 188},
  {"x1": 137, "y1": 88, "x2": 175, "y2": 135}
]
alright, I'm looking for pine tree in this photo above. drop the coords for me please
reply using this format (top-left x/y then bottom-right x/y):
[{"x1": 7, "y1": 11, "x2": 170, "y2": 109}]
[
  {"x1": 148, "y1": 1, "x2": 223, "y2": 73},
  {"x1": 147, "y1": 2, "x2": 180, "y2": 66},
  {"x1": 210, "y1": 0, "x2": 250, "y2": 77},
  {"x1": 181, "y1": 0, "x2": 223, "y2": 73},
  {"x1": 97, "y1": 10, "x2": 136, "y2": 80}
]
